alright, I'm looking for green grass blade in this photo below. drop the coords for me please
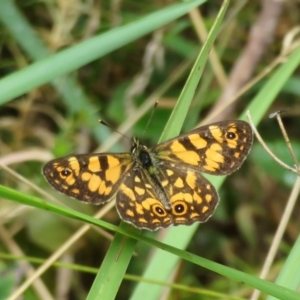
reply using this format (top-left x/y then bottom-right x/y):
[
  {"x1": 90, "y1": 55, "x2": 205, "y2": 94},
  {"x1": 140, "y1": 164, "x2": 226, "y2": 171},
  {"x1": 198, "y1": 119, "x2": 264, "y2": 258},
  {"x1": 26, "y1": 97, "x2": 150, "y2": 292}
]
[
  {"x1": 87, "y1": 223, "x2": 139, "y2": 300},
  {"x1": 0, "y1": 0, "x2": 49, "y2": 59},
  {"x1": 245, "y1": 46, "x2": 300, "y2": 123},
  {"x1": 267, "y1": 234, "x2": 300, "y2": 300},
  {"x1": 0, "y1": 184, "x2": 118, "y2": 232},
  {"x1": 131, "y1": 1, "x2": 230, "y2": 298},
  {"x1": 0, "y1": 0, "x2": 206, "y2": 105},
  {"x1": 130, "y1": 27, "x2": 300, "y2": 300},
  {"x1": 0, "y1": 0, "x2": 111, "y2": 143},
  {"x1": 1, "y1": 185, "x2": 299, "y2": 300},
  {"x1": 160, "y1": 0, "x2": 230, "y2": 142}
]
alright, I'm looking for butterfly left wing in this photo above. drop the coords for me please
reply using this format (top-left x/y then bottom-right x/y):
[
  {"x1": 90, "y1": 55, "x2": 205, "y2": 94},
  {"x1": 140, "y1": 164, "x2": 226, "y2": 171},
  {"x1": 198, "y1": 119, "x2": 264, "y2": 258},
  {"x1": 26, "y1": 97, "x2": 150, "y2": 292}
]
[
  {"x1": 116, "y1": 165, "x2": 218, "y2": 231},
  {"x1": 153, "y1": 120, "x2": 253, "y2": 175},
  {"x1": 43, "y1": 153, "x2": 133, "y2": 204}
]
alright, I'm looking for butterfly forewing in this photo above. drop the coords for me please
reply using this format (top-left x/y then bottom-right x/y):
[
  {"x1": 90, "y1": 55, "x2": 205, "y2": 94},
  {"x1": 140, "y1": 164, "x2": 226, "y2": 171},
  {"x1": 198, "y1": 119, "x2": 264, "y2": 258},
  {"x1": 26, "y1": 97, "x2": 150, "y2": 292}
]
[
  {"x1": 154, "y1": 120, "x2": 253, "y2": 175},
  {"x1": 43, "y1": 153, "x2": 133, "y2": 204}
]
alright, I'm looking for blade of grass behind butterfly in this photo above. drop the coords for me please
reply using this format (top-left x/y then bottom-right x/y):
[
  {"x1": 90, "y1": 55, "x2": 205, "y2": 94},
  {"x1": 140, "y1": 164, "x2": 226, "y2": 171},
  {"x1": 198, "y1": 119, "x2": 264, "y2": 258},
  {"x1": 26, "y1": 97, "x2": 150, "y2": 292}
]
[
  {"x1": 267, "y1": 233, "x2": 300, "y2": 300},
  {"x1": 85, "y1": 1, "x2": 212, "y2": 300},
  {"x1": 158, "y1": 1, "x2": 228, "y2": 143},
  {"x1": 0, "y1": 0, "x2": 206, "y2": 148},
  {"x1": 130, "y1": 1, "x2": 230, "y2": 299},
  {"x1": 0, "y1": 0, "x2": 206, "y2": 105},
  {"x1": 131, "y1": 43, "x2": 300, "y2": 299}
]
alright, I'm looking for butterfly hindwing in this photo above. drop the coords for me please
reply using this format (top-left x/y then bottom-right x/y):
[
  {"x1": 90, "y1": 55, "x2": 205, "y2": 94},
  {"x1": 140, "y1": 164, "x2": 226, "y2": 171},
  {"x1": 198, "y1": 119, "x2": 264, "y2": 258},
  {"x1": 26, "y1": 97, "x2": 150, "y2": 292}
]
[{"x1": 116, "y1": 163, "x2": 219, "y2": 230}]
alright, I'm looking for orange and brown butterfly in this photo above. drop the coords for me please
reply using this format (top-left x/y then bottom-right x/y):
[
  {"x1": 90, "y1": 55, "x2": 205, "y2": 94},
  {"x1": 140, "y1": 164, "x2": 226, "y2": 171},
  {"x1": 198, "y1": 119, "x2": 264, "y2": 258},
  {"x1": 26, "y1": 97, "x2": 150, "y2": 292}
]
[{"x1": 43, "y1": 120, "x2": 253, "y2": 231}]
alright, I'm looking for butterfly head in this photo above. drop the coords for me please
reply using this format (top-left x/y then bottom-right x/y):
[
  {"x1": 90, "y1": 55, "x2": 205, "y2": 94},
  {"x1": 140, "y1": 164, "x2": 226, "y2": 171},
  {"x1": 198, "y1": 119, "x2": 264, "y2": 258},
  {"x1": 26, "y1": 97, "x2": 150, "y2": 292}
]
[
  {"x1": 131, "y1": 137, "x2": 155, "y2": 170},
  {"x1": 131, "y1": 137, "x2": 147, "y2": 153}
]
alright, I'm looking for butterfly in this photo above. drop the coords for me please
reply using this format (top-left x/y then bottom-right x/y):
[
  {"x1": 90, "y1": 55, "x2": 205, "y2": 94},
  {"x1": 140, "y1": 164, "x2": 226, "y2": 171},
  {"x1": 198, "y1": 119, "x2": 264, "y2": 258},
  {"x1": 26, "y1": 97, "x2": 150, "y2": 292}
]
[{"x1": 43, "y1": 120, "x2": 253, "y2": 231}]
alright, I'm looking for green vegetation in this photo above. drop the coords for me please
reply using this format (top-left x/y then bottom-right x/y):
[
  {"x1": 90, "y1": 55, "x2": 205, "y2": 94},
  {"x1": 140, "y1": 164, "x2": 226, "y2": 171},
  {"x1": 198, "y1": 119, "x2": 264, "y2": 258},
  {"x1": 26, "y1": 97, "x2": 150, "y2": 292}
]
[{"x1": 0, "y1": 0, "x2": 300, "y2": 299}]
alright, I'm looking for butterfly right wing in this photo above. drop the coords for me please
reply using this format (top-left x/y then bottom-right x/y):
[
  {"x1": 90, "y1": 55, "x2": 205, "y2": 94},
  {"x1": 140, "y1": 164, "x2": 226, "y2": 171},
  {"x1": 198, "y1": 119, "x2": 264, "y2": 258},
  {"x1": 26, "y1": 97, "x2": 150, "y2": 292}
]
[
  {"x1": 43, "y1": 153, "x2": 133, "y2": 204},
  {"x1": 154, "y1": 120, "x2": 253, "y2": 175}
]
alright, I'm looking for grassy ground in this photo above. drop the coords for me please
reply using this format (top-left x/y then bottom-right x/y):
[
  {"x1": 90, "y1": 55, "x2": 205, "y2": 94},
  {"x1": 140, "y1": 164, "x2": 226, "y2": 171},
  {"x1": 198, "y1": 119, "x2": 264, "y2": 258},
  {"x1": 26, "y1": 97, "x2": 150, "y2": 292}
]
[{"x1": 0, "y1": 0, "x2": 300, "y2": 299}]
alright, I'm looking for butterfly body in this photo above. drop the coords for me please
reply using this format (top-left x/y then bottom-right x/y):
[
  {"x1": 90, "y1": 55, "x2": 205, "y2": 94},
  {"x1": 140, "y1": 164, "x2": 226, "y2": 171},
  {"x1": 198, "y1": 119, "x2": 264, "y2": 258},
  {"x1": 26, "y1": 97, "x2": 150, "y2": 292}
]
[{"x1": 43, "y1": 120, "x2": 253, "y2": 231}]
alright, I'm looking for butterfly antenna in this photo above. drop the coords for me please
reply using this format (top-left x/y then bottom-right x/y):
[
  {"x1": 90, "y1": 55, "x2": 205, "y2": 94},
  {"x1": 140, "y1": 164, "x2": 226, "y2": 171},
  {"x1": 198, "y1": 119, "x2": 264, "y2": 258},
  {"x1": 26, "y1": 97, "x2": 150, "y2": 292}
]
[
  {"x1": 142, "y1": 101, "x2": 158, "y2": 137},
  {"x1": 99, "y1": 120, "x2": 131, "y2": 141}
]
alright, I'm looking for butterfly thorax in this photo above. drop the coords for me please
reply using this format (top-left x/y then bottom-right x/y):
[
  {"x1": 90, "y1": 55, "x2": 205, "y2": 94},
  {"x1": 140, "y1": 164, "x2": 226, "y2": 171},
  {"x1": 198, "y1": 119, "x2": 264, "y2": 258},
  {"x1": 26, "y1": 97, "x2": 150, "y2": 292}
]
[
  {"x1": 131, "y1": 137, "x2": 171, "y2": 210},
  {"x1": 130, "y1": 138, "x2": 152, "y2": 169}
]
